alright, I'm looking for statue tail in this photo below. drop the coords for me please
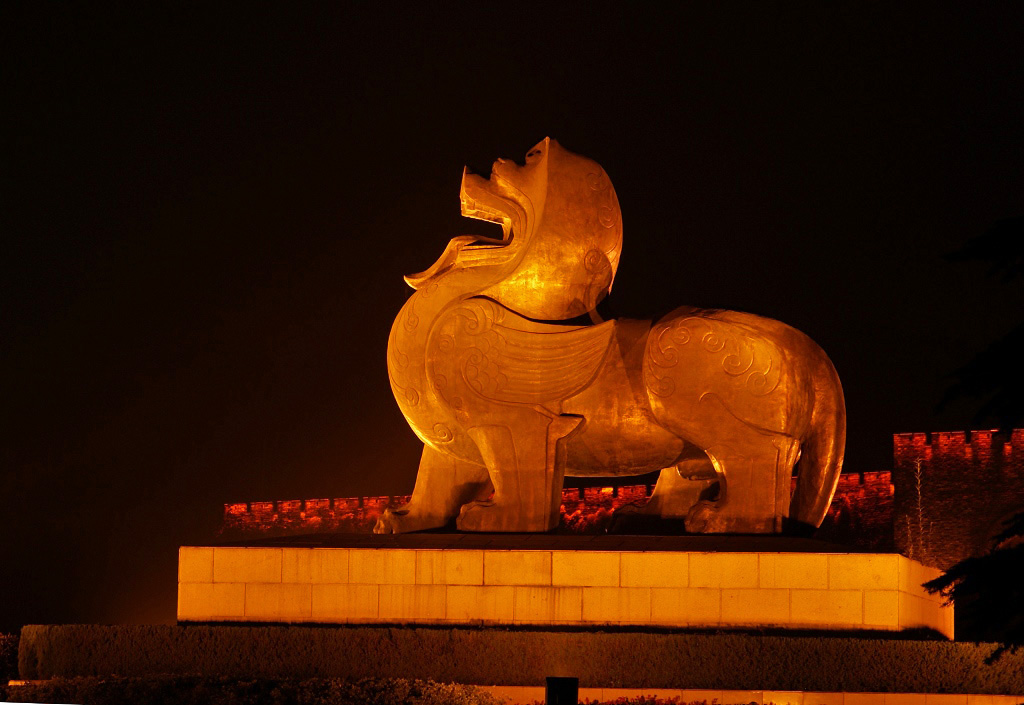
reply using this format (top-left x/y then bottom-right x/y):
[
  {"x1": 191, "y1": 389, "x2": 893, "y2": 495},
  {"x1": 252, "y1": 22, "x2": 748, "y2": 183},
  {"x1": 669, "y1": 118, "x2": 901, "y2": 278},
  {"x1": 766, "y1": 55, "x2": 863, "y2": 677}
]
[{"x1": 790, "y1": 356, "x2": 846, "y2": 528}]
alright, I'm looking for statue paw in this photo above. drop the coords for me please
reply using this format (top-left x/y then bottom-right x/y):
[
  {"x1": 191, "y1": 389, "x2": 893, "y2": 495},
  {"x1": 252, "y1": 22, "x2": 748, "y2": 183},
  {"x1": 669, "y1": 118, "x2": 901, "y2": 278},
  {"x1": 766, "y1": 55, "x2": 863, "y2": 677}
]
[
  {"x1": 373, "y1": 508, "x2": 405, "y2": 534},
  {"x1": 455, "y1": 499, "x2": 498, "y2": 532},
  {"x1": 457, "y1": 498, "x2": 555, "y2": 532},
  {"x1": 685, "y1": 500, "x2": 717, "y2": 533},
  {"x1": 374, "y1": 506, "x2": 451, "y2": 534}
]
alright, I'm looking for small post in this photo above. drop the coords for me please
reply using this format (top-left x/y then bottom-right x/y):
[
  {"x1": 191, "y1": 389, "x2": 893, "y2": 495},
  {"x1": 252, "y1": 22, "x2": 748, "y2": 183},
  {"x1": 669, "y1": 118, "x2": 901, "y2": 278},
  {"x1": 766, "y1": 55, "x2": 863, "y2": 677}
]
[{"x1": 545, "y1": 676, "x2": 578, "y2": 705}]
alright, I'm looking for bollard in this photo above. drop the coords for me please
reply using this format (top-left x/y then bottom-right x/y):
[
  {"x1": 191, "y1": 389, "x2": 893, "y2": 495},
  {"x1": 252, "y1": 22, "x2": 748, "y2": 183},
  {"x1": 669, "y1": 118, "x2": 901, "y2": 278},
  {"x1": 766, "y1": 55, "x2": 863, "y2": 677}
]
[{"x1": 545, "y1": 676, "x2": 579, "y2": 705}]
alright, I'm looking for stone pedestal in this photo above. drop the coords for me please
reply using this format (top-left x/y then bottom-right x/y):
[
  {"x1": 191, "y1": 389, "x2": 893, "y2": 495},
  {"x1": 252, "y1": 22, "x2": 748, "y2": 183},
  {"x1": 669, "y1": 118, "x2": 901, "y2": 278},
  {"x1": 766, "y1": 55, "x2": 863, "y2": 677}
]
[{"x1": 177, "y1": 536, "x2": 952, "y2": 638}]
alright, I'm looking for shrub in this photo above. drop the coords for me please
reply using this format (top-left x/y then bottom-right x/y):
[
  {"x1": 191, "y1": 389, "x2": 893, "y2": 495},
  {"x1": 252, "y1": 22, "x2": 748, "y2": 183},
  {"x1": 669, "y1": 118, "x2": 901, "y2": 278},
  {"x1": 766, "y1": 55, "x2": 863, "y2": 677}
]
[
  {"x1": 0, "y1": 676, "x2": 501, "y2": 705},
  {"x1": 0, "y1": 632, "x2": 17, "y2": 682},
  {"x1": 925, "y1": 509, "x2": 1024, "y2": 659}
]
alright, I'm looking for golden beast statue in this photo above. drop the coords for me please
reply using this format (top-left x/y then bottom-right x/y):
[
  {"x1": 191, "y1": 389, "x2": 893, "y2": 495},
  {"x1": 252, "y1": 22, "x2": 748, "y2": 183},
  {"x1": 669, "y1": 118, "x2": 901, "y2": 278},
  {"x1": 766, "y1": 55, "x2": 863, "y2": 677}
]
[{"x1": 377, "y1": 138, "x2": 845, "y2": 534}]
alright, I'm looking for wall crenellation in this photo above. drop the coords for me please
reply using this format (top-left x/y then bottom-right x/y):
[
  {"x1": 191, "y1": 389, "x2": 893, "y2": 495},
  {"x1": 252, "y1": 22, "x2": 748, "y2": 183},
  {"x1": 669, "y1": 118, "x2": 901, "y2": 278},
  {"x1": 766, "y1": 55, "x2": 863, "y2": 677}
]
[
  {"x1": 223, "y1": 495, "x2": 413, "y2": 537},
  {"x1": 220, "y1": 472, "x2": 897, "y2": 544},
  {"x1": 893, "y1": 429, "x2": 1024, "y2": 569},
  {"x1": 894, "y1": 429, "x2": 1024, "y2": 475}
]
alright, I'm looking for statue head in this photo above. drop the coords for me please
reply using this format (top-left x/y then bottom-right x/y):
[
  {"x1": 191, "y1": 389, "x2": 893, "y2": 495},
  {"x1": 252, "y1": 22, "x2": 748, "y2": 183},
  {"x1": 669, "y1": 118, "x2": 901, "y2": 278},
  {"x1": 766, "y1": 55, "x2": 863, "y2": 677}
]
[{"x1": 407, "y1": 138, "x2": 622, "y2": 321}]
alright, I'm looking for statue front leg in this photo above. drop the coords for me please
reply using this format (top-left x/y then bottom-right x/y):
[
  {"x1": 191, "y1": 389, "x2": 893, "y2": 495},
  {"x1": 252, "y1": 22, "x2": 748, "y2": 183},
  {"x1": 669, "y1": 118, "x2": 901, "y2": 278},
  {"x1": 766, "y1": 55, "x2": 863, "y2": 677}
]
[
  {"x1": 374, "y1": 444, "x2": 491, "y2": 534},
  {"x1": 458, "y1": 412, "x2": 583, "y2": 532}
]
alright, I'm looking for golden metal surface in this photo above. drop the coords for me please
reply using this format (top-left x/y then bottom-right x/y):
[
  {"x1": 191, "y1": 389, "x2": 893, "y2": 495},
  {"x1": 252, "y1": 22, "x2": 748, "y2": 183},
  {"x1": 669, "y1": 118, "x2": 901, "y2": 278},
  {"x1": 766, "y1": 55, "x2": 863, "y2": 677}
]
[{"x1": 379, "y1": 138, "x2": 846, "y2": 534}]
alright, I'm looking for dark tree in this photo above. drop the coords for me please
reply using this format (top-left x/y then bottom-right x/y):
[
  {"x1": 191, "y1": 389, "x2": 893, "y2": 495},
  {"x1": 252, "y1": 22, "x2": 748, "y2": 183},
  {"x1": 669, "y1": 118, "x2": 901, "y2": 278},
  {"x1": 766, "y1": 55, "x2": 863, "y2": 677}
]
[
  {"x1": 928, "y1": 218, "x2": 1024, "y2": 658},
  {"x1": 924, "y1": 511, "x2": 1024, "y2": 659}
]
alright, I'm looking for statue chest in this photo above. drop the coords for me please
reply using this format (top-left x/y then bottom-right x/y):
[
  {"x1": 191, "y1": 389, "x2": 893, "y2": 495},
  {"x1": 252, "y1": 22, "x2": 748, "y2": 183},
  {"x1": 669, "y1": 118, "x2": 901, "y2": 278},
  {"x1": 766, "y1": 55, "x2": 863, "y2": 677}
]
[{"x1": 387, "y1": 291, "x2": 483, "y2": 462}]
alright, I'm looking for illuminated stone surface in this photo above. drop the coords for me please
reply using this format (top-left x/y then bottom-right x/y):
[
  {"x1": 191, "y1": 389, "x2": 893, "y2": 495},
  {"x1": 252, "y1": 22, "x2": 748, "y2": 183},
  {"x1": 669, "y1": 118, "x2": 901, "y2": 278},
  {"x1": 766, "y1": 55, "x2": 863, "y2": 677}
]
[
  {"x1": 281, "y1": 547, "x2": 348, "y2": 583},
  {"x1": 178, "y1": 544, "x2": 952, "y2": 636},
  {"x1": 378, "y1": 584, "x2": 446, "y2": 621},
  {"x1": 311, "y1": 584, "x2": 377, "y2": 621},
  {"x1": 552, "y1": 551, "x2": 619, "y2": 587},
  {"x1": 484, "y1": 550, "x2": 551, "y2": 586},
  {"x1": 788, "y1": 589, "x2": 862, "y2": 627},
  {"x1": 650, "y1": 587, "x2": 722, "y2": 624},
  {"x1": 759, "y1": 553, "x2": 829, "y2": 589},
  {"x1": 378, "y1": 138, "x2": 846, "y2": 535},
  {"x1": 512, "y1": 585, "x2": 582, "y2": 623},
  {"x1": 863, "y1": 589, "x2": 900, "y2": 628},
  {"x1": 176, "y1": 582, "x2": 244, "y2": 621},
  {"x1": 213, "y1": 547, "x2": 280, "y2": 582},
  {"x1": 620, "y1": 551, "x2": 688, "y2": 587},
  {"x1": 177, "y1": 546, "x2": 213, "y2": 583},
  {"x1": 721, "y1": 588, "x2": 790, "y2": 625},
  {"x1": 581, "y1": 586, "x2": 651, "y2": 623},
  {"x1": 245, "y1": 583, "x2": 311, "y2": 620},
  {"x1": 350, "y1": 548, "x2": 415, "y2": 584},
  {"x1": 830, "y1": 553, "x2": 898, "y2": 590},
  {"x1": 446, "y1": 585, "x2": 514, "y2": 623},
  {"x1": 689, "y1": 552, "x2": 759, "y2": 588}
]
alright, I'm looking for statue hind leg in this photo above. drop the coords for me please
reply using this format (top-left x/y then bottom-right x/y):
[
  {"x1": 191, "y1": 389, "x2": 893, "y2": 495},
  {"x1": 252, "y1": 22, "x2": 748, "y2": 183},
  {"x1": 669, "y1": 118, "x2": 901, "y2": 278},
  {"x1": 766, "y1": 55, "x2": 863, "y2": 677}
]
[
  {"x1": 663, "y1": 395, "x2": 801, "y2": 533},
  {"x1": 642, "y1": 454, "x2": 719, "y2": 518},
  {"x1": 374, "y1": 445, "x2": 492, "y2": 534}
]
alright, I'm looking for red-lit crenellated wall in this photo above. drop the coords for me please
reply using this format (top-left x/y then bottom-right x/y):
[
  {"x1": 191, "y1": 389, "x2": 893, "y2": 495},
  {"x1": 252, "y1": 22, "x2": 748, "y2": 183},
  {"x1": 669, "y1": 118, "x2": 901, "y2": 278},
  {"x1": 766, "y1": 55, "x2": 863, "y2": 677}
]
[
  {"x1": 814, "y1": 471, "x2": 895, "y2": 550},
  {"x1": 893, "y1": 428, "x2": 1024, "y2": 569},
  {"x1": 222, "y1": 495, "x2": 413, "y2": 538},
  {"x1": 219, "y1": 471, "x2": 896, "y2": 546},
  {"x1": 219, "y1": 486, "x2": 660, "y2": 539},
  {"x1": 218, "y1": 428, "x2": 1024, "y2": 566}
]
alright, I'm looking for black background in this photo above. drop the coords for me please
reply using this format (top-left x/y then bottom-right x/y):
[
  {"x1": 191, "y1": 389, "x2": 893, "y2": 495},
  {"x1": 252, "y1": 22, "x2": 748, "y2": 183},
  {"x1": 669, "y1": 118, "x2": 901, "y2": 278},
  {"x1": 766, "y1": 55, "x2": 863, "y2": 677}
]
[{"x1": 2, "y1": 3, "x2": 1022, "y2": 630}]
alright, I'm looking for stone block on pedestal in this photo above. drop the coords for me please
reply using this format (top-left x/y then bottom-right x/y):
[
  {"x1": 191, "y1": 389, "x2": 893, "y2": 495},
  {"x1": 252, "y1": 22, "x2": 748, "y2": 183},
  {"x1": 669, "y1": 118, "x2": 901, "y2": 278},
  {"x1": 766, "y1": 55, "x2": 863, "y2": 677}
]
[{"x1": 177, "y1": 536, "x2": 953, "y2": 637}]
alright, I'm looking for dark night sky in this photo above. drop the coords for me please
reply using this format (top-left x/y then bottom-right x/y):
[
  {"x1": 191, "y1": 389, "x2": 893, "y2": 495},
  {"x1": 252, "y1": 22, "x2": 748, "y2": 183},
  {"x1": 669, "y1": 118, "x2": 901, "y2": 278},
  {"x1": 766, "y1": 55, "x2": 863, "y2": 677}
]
[{"x1": 2, "y1": 4, "x2": 1022, "y2": 631}]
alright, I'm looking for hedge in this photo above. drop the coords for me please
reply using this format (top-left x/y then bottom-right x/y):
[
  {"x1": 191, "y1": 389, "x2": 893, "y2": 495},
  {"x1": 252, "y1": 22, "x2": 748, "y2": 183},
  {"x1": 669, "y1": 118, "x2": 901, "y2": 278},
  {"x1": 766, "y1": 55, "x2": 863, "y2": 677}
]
[
  {"x1": 0, "y1": 677, "x2": 503, "y2": 705},
  {"x1": 0, "y1": 632, "x2": 17, "y2": 682},
  {"x1": 18, "y1": 624, "x2": 1024, "y2": 694}
]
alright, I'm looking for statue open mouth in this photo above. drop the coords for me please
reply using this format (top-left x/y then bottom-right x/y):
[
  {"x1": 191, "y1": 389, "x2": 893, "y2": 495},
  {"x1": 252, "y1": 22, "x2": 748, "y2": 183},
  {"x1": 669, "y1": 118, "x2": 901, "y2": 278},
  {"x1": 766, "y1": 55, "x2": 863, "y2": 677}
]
[
  {"x1": 459, "y1": 166, "x2": 518, "y2": 248},
  {"x1": 403, "y1": 166, "x2": 523, "y2": 289}
]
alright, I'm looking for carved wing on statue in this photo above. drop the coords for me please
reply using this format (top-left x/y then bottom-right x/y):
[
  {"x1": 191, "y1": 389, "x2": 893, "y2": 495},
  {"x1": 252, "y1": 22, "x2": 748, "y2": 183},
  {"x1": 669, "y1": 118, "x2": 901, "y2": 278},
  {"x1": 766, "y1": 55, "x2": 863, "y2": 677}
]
[{"x1": 428, "y1": 298, "x2": 615, "y2": 407}]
